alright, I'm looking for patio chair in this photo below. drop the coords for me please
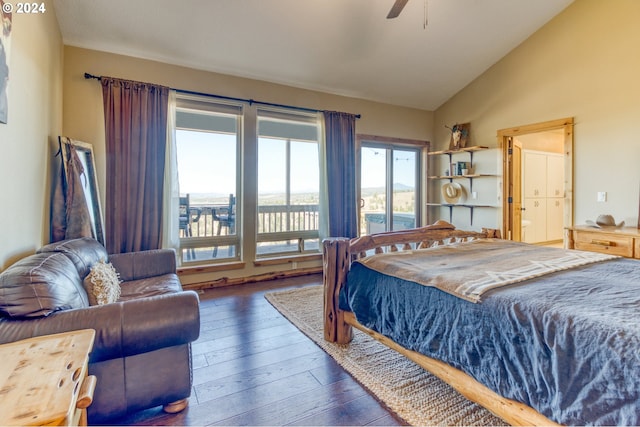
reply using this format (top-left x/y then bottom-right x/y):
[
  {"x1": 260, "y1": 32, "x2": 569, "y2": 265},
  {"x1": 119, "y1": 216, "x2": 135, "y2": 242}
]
[
  {"x1": 179, "y1": 194, "x2": 201, "y2": 259},
  {"x1": 213, "y1": 194, "x2": 235, "y2": 257}
]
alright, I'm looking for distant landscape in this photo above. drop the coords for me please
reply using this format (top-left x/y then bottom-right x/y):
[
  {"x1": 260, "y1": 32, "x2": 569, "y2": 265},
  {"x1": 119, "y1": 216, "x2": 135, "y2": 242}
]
[{"x1": 187, "y1": 186, "x2": 415, "y2": 213}]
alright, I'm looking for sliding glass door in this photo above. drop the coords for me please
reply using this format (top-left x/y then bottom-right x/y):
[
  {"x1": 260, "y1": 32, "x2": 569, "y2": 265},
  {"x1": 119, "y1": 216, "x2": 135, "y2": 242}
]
[{"x1": 359, "y1": 143, "x2": 420, "y2": 235}]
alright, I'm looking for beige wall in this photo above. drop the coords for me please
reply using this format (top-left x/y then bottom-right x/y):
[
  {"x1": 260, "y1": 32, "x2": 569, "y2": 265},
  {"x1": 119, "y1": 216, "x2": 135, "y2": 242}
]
[
  {"x1": 0, "y1": 1, "x2": 63, "y2": 269},
  {"x1": 63, "y1": 47, "x2": 433, "y2": 188},
  {"x1": 62, "y1": 46, "x2": 433, "y2": 283},
  {"x1": 433, "y1": 0, "x2": 640, "y2": 230}
]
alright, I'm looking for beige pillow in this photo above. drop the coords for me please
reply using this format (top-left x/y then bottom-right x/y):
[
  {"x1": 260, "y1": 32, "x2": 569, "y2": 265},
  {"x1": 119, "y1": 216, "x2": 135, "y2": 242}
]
[{"x1": 83, "y1": 260, "x2": 121, "y2": 305}]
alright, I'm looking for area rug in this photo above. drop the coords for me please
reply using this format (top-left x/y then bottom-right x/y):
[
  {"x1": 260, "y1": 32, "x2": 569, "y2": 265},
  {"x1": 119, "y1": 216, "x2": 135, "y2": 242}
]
[{"x1": 265, "y1": 285, "x2": 508, "y2": 426}]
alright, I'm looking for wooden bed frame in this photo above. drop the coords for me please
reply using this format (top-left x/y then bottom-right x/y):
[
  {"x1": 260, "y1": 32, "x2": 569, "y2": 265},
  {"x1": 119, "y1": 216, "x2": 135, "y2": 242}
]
[{"x1": 322, "y1": 224, "x2": 559, "y2": 426}]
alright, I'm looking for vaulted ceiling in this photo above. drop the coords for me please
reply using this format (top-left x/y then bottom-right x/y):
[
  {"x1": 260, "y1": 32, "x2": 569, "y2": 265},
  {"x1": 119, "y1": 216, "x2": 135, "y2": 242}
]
[{"x1": 53, "y1": 0, "x2": 574, "y2": 110}]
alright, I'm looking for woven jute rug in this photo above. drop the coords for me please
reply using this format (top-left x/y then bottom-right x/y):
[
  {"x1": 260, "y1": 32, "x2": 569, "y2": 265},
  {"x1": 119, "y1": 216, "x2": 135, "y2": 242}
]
[{"x1": 265, "y1": 285, "x2": 508, "y2": 426}]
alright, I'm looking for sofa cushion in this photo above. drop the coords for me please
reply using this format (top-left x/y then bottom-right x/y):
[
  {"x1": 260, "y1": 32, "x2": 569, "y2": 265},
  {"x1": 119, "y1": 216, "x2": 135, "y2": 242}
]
[
  {"x1": 83, "y1": 260, "x2": 121, "y2": 305},
  {"x1": 117, "y1": 274, "x2": 183, "y2": 302},
  {"x1": 0, "y1": 252, "x2": 89, "y2": 318},
  {"x1": 38, "y1": 237, "x2": 108, "y2": 279}
]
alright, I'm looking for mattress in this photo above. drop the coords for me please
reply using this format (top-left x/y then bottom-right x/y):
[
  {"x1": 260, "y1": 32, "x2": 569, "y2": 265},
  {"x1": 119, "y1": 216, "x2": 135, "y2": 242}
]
[{"x1": 340, "y1": 256, "x2": 640, "y2": 425}]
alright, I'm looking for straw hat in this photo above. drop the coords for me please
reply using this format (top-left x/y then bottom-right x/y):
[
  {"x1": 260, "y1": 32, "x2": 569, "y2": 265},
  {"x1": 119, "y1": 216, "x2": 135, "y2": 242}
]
[{"x1": 441, "y1": 182, "x2": 464, "y2": 204}]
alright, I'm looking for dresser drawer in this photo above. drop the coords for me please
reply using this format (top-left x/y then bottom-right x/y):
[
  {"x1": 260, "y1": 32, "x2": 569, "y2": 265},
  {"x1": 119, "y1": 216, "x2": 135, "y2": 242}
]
[{"x1": 573, "y1": 231, "x2": 634, "y2": 257}]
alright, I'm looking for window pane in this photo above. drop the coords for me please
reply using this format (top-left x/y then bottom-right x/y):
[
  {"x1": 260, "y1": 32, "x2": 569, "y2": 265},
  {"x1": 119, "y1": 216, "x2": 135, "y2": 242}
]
[
  {"x1": 176, "y1": 130, "x2": 237, "y2": 203},
  {"x1": 392, "y1": 149, "x2": 417, "y2": 230},
  {"x1": 180, "y1": 245, "x2": 237, "y2": 262},
  {"x1": 361, "y1": 146, "x2": 387, "y2": 235},
  {"x1": 256, "y1": 240, "x2": 299, "y2": 256},
  {"x1": 291, "y1": 140, "x2": 319, "y2": 199},
  {"x1": 257, "y1": 137, "x2": 286, "y2": 201},
  {"x1": 176, "y1": 103, "x2": 240, "y2": 264},
  {"x1": 257, "y1": 111, "x2": 320, "y2": 256}
]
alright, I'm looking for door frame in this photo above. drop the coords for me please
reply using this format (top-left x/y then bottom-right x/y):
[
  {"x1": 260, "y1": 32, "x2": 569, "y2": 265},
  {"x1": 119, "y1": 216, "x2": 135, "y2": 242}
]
[{"x1": 497, "y1": 118, "x2": 574, "y2": 241}]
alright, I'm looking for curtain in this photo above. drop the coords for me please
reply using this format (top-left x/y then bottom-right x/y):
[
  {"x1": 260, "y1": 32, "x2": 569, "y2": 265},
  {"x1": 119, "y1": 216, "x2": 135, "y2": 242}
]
[
  {"x1": 162, "y1": 90, "x2": 180, "y2": 254},
  {"x1": 322, "y1": 111, "x2": 359, "y2": 238},
  {"x1": 101, "y1": 77, "x2": 169, "y2": 253}
]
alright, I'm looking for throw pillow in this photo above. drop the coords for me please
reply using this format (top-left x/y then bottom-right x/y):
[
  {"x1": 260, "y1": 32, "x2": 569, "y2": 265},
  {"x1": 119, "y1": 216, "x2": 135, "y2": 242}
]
[{"x1": 83, "y1": 260, "x2": 121, "y2": 305}]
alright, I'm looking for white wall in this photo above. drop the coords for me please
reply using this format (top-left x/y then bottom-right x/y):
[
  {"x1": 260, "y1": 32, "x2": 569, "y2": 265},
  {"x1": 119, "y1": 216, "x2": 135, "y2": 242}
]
[
  {"x1": 433, "y1": 0, "x2": 640, "y2": 230},
  {"x1": 0, "y1": 0, "x2": 63, "y2": 269}
]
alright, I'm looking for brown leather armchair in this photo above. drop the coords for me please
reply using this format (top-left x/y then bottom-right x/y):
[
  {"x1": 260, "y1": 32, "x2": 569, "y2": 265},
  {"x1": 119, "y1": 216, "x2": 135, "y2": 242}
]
[{"x1": 0, "y1": 238, "x2": 200, "y2": 424}]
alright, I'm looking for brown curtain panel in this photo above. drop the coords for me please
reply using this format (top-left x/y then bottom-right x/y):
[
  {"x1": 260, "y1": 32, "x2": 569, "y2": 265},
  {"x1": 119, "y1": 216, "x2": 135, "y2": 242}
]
[
  {"x1": 101, "y1": 77, "x2": 169, "y2": 253},
  {"x1": 323, "y1": 111, "x2": 358, "y2": 238}
]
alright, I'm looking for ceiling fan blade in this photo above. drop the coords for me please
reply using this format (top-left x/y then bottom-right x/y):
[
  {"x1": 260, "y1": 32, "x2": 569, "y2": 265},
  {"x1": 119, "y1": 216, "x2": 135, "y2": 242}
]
[{"x1": 387, "y1": 0, "x2": 409, "y2": 19}]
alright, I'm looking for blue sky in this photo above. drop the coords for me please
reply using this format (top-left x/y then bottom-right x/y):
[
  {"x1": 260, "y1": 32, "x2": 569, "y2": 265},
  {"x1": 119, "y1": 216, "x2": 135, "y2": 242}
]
[{"x1": 176, "y1": 131, "x2": 417, "y2": 197}]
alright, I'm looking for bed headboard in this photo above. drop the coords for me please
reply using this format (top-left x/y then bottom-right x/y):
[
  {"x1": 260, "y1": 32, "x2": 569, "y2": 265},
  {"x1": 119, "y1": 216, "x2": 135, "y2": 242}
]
[{"x1": 348, "y1": 224, "x2": 487, "y2": 260}]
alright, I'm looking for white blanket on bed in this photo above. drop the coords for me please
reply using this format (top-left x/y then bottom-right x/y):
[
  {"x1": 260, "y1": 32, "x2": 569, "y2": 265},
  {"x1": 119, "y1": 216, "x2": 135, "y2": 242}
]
[{"x1": 356, "y1": 239, "x2": 618, "y2": 303}]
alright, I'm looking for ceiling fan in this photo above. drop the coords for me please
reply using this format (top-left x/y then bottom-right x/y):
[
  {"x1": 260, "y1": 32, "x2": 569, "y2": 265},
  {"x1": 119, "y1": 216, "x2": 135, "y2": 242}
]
[{"x1": 386, "y1": 0, "x2": 409, "y2": 19}]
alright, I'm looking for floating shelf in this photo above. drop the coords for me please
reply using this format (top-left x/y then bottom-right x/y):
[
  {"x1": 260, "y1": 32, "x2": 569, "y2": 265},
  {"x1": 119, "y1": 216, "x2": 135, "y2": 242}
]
[
  {"x1": 427, "y1": 145, "x2": 496, "y2": 225},
  {"x1": 426, "y1": 203, "x2": 495, "y2": 225},
  {"x1": 427, "y1": 173, "x2": 495, "y2": 180},
  {"x1": 427, "y1": 145, "x2": 489, "y2": 156},
  {"x1": 428, "y1": 173, "x2": 496, "y2": 192}
]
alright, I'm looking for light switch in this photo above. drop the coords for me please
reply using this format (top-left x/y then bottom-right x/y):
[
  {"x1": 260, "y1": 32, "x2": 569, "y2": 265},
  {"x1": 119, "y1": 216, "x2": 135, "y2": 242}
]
[{"x1": 597, "y1": 192, "x2": 607, "y2": 202}]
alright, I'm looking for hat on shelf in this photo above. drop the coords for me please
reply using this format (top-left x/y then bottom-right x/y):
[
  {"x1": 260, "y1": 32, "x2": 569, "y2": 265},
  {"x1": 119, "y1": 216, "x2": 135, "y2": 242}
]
[
  {"x1": 586, "y1": 214, "x2": 624, "y2": 228},
  {"x1": 441, "y1": 182, "x2": 465, "y2": 204}
]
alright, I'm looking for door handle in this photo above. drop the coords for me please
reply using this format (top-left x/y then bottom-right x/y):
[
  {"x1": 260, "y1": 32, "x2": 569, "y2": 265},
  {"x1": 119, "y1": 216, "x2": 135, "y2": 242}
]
[{"x1": 359, "y1": 198, "x2": 365, "y2": 208}]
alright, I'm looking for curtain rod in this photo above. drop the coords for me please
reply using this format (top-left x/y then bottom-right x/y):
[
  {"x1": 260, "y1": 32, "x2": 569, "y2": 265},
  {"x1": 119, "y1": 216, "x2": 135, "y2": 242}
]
[{"x1": 84, "y1": 72, "x2": 361, "y2": 118}]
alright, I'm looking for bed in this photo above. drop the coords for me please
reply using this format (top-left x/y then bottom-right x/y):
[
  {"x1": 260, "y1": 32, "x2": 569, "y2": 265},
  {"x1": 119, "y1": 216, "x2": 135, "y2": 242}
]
[{"x1": 322, "y1": 221, "x2": 640, "y2": 426}]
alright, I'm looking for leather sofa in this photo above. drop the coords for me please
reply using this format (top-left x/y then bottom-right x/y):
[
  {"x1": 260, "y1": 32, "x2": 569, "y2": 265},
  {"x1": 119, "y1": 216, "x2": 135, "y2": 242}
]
[{"x1": 0, "y1": 238, "x2": 200, "y2": 424}]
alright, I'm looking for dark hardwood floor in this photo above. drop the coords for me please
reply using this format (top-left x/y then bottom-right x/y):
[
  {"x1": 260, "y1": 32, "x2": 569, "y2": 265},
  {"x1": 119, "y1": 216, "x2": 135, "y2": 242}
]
[{"x1": 110, "y1": 274, "x2": 405, "y2": 426}]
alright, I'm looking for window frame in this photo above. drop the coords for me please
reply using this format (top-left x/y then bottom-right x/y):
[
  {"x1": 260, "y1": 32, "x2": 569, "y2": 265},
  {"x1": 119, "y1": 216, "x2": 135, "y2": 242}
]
[
  {"x1": 256, "y1": 107, "x2": 322, "y2": 258},
  {"x1": 174, "y1": 94, "x2": 244, "y2": 265},
  {"x1": 357, "y1": 134, "x2": 429, "y2": 235}
]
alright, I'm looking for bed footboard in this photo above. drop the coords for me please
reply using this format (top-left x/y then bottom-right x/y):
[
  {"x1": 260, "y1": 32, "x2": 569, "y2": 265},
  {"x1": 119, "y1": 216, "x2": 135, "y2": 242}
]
[
  {"x1": 323, "y1": 237, "x2": 353, "y2": 344},
  {"x1": 322, "y1": 222, "x2": 487, "y2": 344},
  {"x1": 321, "y1": 223, "x2": 561, "y2": 426}
]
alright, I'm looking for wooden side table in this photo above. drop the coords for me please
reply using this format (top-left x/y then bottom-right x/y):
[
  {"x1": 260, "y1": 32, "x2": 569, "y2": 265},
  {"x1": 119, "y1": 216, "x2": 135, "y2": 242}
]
[{"x1": 0, "y1": 329, "x2": 97, "y2": 426}]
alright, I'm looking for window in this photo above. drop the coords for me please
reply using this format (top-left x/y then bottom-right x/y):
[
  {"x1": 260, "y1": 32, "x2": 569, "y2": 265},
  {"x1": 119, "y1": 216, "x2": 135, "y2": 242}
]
[
  {"x1": 175, "y1": 95, "x2": 242, "y2": 264},
  {"x1": 359, "y1": 138, "x2": 423, "y2": 235},
  {"x1": 256, "y1": 109, "x2": 321, "y2": 256}
]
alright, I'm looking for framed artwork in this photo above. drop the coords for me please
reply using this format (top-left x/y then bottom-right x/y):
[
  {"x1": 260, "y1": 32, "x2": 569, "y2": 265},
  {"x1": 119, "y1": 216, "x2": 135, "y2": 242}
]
[
  {"x1": 448, "y1": 123, "x2": 470, "y2": 150},
  {"x1": 0, "y1": 0, "x2": 11, "y2": 124},
  {"x1": 59, "y1": 137, "x2": 105, "y2": 245}
]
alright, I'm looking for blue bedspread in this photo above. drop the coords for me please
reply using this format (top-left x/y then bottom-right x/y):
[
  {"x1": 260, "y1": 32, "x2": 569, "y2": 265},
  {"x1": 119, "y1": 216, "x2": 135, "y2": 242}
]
[{"x1": 341, "y1": 258, "x2": 640, "y2": 425}]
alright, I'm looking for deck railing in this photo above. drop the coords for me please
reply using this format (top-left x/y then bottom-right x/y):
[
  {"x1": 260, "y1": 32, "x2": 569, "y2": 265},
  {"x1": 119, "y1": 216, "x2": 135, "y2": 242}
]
[{"x1": 185, "y1": 204, "x2": 320, "y2": 237}]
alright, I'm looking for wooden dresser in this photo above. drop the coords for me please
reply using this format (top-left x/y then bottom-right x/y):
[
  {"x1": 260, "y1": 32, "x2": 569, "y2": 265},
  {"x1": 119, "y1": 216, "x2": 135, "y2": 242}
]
[{"x1": 566, "y1": 225, "x2": 640, "y2": 259}]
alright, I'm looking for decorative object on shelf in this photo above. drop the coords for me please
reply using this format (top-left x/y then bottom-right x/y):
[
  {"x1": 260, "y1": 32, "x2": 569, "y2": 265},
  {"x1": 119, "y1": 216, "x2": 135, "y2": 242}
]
[
  {"x1": 442, "y1": 182, "x2": 465, "y2": 204},
  {"x1": 457, "y1": 161, "x2": 468, "y2": 175},
  {"x1": 586, "y1": 214, "x2": 625, "y2": 228},
  {"x1": 446, "y1": 123, "x2": 470, "y2": 150}
]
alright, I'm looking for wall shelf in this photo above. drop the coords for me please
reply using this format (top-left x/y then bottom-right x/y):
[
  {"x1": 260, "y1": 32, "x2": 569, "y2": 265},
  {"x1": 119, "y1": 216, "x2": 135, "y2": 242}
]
[
  {"x1": 428, "y1": 173, "x2": 496, "y2": 192},
  {"x1": 426, "y1": 203, "x2": 495, "y2": 225},
  {"x1": 427, "y1": 145, "x2": 495, "y2": 225},
  {"x1": 427, "y1": 145, "x2": 489, "y2": 156}
]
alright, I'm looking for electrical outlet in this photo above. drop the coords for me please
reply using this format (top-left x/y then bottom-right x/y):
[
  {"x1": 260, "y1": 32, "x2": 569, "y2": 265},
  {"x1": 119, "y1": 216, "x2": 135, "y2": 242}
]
[
  {"x1": 472, "y1": 191, "x2": 478, "y2": 199},
  {"x1": 597, "y1": 192, "x2": 607, "y2": 202}
]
